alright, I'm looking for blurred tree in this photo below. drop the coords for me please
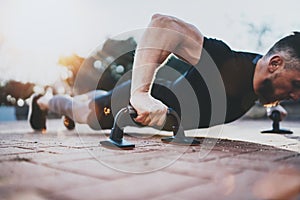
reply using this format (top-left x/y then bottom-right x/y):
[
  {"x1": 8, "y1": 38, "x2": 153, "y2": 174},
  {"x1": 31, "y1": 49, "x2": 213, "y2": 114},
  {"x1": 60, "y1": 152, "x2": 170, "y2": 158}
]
[
  {"x1": 58, "y1": 37, "x2": 192, "y2": 95},
  {"x1": 58, "y1": 53, "x2": 84, "y2": 88},
  {"x1": 0, "y1": 80, "x2": 34, "y2": 105},
  {"x1": 60, "y1": 37, "x2": 137, "y2": 94},
  {"x1": 94, "y1": 37, "x2": 137, "y2": 91}
]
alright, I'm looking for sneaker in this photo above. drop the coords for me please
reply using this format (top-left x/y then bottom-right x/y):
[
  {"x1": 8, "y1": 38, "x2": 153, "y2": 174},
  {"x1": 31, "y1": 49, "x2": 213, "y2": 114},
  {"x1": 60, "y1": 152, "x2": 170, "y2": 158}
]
[
  {"x1": 28, "y1": 94, "x2": 47, "y2": 131},
  {"x1": 63, "y1": 115, "x2": 75, "y2": 130}
]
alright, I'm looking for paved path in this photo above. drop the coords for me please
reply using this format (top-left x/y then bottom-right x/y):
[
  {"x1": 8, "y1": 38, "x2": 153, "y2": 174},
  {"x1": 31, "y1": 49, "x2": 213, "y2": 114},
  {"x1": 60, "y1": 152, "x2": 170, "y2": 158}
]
[{"x1": 0, "y1": 119, "x2": 299, "y2": 200}]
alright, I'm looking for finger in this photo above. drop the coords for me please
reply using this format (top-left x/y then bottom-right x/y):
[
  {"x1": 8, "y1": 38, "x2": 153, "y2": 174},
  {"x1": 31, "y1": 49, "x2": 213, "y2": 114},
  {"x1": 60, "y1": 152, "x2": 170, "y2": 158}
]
[
  {"x1": 156, "y1": 114, "x2": 167, "y2": 127},
  {"x1": 148, "y1": 113, "x2": 162, "y2": 127},
  {"x1": 142, "y1": 116, "x2": 152, "y2": 126},
  {"x1": 148, "y1": 118, "x2": 158, "y2": 127},
  {"x1": 134, "y1": 112, "x2": 149, "y2": 123},
  {"x1": 152, "y1": 107, "x2": 167, "y2": 126}
]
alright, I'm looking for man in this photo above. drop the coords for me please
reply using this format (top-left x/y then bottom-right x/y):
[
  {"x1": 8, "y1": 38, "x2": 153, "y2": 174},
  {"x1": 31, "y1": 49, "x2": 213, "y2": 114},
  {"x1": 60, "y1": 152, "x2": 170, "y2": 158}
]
[{"x1": 29, "y1": 14, "x2": 300, "y2": 131}]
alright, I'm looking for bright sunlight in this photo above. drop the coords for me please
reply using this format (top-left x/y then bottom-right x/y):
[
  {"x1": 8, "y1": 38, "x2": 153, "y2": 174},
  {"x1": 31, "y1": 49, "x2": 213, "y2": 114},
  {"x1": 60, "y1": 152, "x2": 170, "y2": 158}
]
[{"x1": 0, "y1": 0, "x2": 88, "y2": 85}]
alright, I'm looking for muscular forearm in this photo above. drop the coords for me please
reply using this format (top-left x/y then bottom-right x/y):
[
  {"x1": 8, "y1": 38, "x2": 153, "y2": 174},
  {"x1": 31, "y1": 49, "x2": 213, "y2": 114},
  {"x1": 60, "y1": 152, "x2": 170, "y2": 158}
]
[{"x1": 130, "y1": 14, "x2": 204, "y2": 126}]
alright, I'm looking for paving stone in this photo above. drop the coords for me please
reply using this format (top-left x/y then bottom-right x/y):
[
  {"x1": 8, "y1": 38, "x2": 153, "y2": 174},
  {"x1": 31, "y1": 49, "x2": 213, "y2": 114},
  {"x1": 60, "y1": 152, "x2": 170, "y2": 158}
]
[
  {"x1": 0, "y1": 161, "x2": 64, "y2": 180},
  {"x1": 276, "y1": 153, "x2": 300, "y2": 169},
  {"x1": 161, "y1": 167, "x2": 300, "y2": 200},
  {"x1": 218, "y1": 156, "x2": 281, "y2": 172},
  {"x1": 0, "y1": 140, "x2": 34, "y2": 148},
  {"x1": 49, "y1": 171, "x2": 202, "y2": 200},
  {"x1": 178, "y1": 149, "x2": 241, "y2": 163},
  {"x1": 0, "y1": 119, "x2": 299, "y2": 199},
  {"x1": 95, "y1": 147, "x2": 183, "y2": 164},
  {"x1": 251, "y1": 166, "x2": 300, "y2": 200},
  {"x1": 0, "y1": 161, "x2": 108, "y2": 199},
  {"x1": 163, "y1": 159, "x2": 243, "y2": 181},
  {"x1": 36, "y1": 146, "x2": 90, "y2": 155},
  {"x1": 279, "y1": 142, "x2": 300, "y2": 152},
  {"x1": 0, "y1": 151, "x2": 94, "y2": 164},
  {"x1": 152, "y1": 169, "x2": 268, "y2": 200},
  {"x1": 0, "y1": 146, "x2": 42, "y2": 156},
  {"x1": 46, "y1": 159, "x2": 129, "y2": 180},
  {"x1": 0, "y1": 186, "x2": 47, "y2": 200},
  {"x1": 233, "y1": 148, "x2": 299, "y2": 162},
  {"x1": 5, "y1": 169, "x2": 104, "y2": 195}
]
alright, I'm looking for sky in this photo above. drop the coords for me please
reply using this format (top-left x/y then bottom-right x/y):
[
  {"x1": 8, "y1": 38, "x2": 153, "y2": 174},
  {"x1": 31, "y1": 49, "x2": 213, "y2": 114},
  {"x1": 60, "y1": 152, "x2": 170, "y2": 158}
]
[{"x1": 0, "y1": 0, "x2": 299, "y2": 85}]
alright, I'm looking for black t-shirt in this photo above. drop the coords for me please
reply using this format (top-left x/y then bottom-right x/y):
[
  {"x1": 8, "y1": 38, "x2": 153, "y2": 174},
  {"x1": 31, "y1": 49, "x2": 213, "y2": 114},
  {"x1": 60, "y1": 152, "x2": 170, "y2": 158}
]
[
  {"x1": 92, "y1": 37, "x2": 262, "y2": 130},
  {"x1": 169, "y1": 37, "x2": 262, "y2": 128}
]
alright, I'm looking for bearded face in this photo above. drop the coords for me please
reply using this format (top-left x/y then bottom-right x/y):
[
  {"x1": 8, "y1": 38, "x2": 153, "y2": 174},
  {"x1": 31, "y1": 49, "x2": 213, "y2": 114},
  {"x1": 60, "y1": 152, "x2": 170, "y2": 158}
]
[
  {"x1": 256, "y1": 78, "x2": 276, "y2": 104},
  {"x1": 256, "y1": 69, "x2": 300, "y2": 104}
]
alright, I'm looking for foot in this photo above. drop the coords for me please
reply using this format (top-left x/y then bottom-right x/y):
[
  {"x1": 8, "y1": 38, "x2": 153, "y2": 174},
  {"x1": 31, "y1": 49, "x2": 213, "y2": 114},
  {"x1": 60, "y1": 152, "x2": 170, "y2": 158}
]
[
  {"x1": 63, "y1": 115, "x2": 75, "y2": 130},
  {"x1": 36, "y1": 91, "x2": 53, "y2": 110},
  {"x1": 28, "y1": 94, "x2": 48, "y2": 131}
]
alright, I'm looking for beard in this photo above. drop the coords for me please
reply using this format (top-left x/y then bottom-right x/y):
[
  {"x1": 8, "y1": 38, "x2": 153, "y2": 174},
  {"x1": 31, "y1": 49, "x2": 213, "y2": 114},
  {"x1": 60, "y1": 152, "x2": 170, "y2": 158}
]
[{"x1": 256, "y1": 78, "x2": 276, "y2": 104}]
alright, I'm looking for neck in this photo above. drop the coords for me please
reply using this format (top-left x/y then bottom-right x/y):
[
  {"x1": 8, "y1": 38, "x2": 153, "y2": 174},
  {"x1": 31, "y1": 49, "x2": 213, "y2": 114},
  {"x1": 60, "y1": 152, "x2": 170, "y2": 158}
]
[{"x1": 253, "y1": 58, "x2": 264, "y2": 95}]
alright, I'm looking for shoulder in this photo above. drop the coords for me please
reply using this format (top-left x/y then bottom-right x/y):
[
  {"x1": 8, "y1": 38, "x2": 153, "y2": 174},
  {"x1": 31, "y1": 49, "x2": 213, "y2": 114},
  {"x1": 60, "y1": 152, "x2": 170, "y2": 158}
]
[
  {"x1": 203, "y1": 37, "x2": 232, "y2": 54},
  {"x1": 202, "y1": 37, "x2": 260, "y2": 64},
  {"x1": 202, "y1": 37, "x2": 234, "y2": 66}
]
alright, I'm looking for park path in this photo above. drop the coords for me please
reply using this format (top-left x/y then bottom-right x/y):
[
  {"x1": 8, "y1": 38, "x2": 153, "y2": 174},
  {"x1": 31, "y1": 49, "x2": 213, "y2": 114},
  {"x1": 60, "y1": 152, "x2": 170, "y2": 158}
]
[{"x1": 0, "y1": 119, "x2": 299, "y2": 200}]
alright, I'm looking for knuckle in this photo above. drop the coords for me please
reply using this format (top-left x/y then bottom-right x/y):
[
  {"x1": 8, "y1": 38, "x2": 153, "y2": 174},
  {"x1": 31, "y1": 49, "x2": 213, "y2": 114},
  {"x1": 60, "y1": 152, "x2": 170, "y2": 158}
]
[
  {"x1": 141, "y1": 111, "x2": 149, "y2": 116},
  {"x1": 135, "y1": 118, "x2": 142, "y2": 123},
  {"x1": 157, "y1": 120, "x2": 164, "y2": 127}
]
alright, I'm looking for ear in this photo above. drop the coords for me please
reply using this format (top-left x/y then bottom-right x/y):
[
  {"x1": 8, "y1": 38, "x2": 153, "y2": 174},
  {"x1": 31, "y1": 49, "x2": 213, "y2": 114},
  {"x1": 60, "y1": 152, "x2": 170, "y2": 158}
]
[{"x1": 268, "y1": 55, "x2": 283, "y2": 73}]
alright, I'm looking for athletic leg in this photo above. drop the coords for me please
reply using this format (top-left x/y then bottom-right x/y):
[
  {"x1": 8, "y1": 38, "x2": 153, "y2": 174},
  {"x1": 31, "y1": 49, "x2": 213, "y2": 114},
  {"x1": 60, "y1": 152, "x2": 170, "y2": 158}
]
[{"x1": 38, "y1": 91, "x2": 108, "y2": 124}]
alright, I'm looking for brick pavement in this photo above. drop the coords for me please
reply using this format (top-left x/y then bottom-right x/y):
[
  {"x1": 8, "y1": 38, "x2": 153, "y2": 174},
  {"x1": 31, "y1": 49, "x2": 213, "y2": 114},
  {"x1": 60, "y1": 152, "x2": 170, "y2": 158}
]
[{"x1": 0, "y1": 119, "x2": 299, "y2": 200}]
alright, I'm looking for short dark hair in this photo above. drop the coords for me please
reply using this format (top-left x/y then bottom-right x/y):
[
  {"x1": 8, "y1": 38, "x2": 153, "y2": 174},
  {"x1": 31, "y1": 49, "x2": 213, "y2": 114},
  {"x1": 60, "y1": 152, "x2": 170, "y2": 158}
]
[{"x1": 266, "y1": 32, "x2": 300, "y2": 70}]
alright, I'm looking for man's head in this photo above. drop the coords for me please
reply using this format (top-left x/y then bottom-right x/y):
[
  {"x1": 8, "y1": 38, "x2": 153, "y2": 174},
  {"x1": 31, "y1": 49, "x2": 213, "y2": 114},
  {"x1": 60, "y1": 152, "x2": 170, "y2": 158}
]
[{"x1": 253, "y1": 32, "x2": 300, "y2": 104}]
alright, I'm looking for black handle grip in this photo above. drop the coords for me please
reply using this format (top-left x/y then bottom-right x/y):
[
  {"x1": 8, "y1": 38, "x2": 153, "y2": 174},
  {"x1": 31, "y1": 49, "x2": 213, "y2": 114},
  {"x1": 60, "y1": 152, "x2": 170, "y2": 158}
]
[
  {"x1": 127, "y1": 105, "x2": 182, "y2": 135},
  {"x1": 127, "y1": 105, "x2": 138, "y2": 119}
]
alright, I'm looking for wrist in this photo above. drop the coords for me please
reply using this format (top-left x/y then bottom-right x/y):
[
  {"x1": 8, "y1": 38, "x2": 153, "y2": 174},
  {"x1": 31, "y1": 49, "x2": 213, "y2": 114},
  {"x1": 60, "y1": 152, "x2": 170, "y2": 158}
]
[{"x1": 130, "y1": 83, "x2": 151, "y2": 96}]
